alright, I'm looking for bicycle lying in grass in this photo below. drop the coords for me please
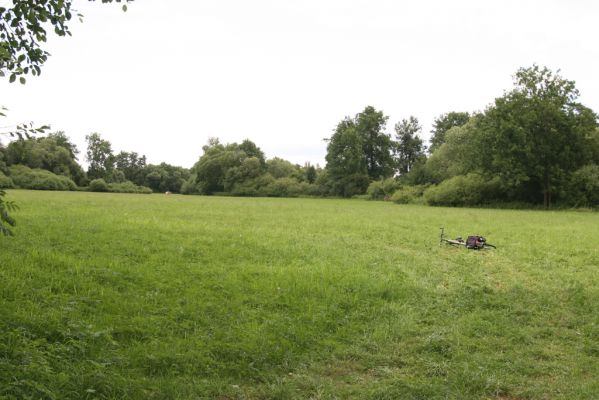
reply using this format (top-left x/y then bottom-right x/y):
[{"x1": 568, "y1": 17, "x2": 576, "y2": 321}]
[{"x1": 439, "y1": 228, "x2": 496, "y2": 250}]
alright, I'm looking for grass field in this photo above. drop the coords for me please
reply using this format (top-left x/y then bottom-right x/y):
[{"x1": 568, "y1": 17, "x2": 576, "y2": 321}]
[{"x1": 1, "y1": 190, "x2": 599, "y2": 399}]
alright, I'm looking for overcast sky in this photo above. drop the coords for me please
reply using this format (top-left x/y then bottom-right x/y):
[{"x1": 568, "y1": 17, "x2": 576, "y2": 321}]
[{"x1": 1, "y1": 0, "x2": 598, "y2": 168}]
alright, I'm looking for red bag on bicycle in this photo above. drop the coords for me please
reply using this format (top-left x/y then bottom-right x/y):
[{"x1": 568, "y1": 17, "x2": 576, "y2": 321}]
[{"x1": 466, "y1": 236, "x2": 484, "y2": 249}]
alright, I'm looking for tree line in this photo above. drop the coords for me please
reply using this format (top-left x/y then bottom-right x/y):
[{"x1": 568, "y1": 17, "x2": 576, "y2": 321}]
[
  {"x1": 2, "y1": 65, "x2": 599, "y2": 209},
  {"x1": 0, "y1": 132, "x2": 190, "y2": 194},
  {"x1": 320, "y1": 65, "x2": 599, "y2": 209}
]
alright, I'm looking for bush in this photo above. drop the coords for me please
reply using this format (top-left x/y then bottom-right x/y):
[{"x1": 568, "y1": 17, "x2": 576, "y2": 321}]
[
  {"x1": 180, "y1": 175, "x2": 199, "y2": 195},
  {"x1": 391, "y1": 185, "x2": 427, "y2": 204},
  {"x1": 0, "y1": 171, "x2": 14, "y2": 189},
  {"x1": 89, "y1": 179, "x2": 151, "y2": 194},
  {"x1": 567, "y1": 164, "x2": 599, "y2": 207},
  {"x1": 107, "y1": 181, "x2": 152, "y2": 194},
  {"x1": 423, "y1": 174, "x2": 499, "y2": 207},
  {"x1": 229, "y1": 174, "x2": 275, "y2": 197},
  {"x1": 89, "y1": 178, "x2": 109, "y2": 192},
  {"x1": 330, "y1": 173, "x2": 370, "y2": 198},
  {"x1": 367, "y1": 178, "x2": 400, "y2": 200},
  {"x1": 9, "y1": 165, "x2": 77, "y2": 191}
]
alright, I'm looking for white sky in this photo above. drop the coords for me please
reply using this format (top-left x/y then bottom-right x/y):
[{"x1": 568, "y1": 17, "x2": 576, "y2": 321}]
[{"x1": 1, "y1": 0, "x2": 598, "y2": 168}]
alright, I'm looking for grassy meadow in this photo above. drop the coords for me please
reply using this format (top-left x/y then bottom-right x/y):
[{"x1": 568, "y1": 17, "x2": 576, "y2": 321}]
[{"x1": 1, "y1": 190, "x2": 599, "y2": 399}]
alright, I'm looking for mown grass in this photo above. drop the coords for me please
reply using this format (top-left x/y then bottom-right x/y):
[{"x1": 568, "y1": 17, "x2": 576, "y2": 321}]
[{"x1": 1, "y1": 190, "x2": 599, "y2": 399}]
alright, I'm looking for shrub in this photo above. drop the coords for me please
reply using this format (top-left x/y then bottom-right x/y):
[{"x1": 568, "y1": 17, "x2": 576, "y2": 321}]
[
  {"x1": 180, "y1": 176, "x2": 199, "y2": 195},
  {"x1": 9, "y1": 165, "x2": 77, "y2": 191},
  {"x1": 106, "y1": 169, "x2": 127, "y2": 183},
  {"x1": 0, "y1": 171, "x2": 14, "y2": 189},
  {"x1": 331, "y1": 173, "x2": 370, "y2": 198},
  {"x1": 262, "y1": 177, "x2": 298, "y2": 197},
  {"x1": 89, "y1": 178, "x2": 109, "y2": 192},
  {"x1": 567, "y1": 164, "x2": 599, "y2": 207},
  {"x1": 423, "y1": 174, "x2": 499, "y2": 207},
  {"x1": 229, "y1": 174, "x2": 275, "y2": 197},
  {"x1": 107, "y1": 181, "x2": 152, "y2": 194},
  {"x1": 391, "y1": 185, "x2": 427, "y2": 204},
  {"x1": 259, "y1": 177, "x2": 320, "y2": 197},
  {"x1": 367, "y1": 178, "x2": 401, "y2": 200}
]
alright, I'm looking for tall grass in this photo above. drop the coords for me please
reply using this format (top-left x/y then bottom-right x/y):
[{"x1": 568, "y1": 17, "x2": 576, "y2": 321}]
[{"x1": 1, "y1": 190, "x2": 598, "y2": 399}]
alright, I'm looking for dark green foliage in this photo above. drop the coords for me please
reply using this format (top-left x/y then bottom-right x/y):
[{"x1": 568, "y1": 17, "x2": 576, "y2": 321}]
[
  {"x1": 265, "y1": 159, "x2": 319, "y2": 186},
  {"x1": 228, "y1": 173, "x2": 275, "y2": 196},
  {"x1": 190, "y1": 138, "x2": 270, "y2": 195},
  {"x1": 106, "y1": 168, "x2": 127, "y2": 183},
  {"x1": 266, "y1": 157, "x2": 297, "y2": 179},
  {"x1": 0, "y1": 188, "x2": 16, "y2": 235},
  {"x1": 325, "y1": 121, "x2": 368, "y2": 197},
  {"x1": 325, "y1": 106, "x2": 395, "y2": 197},
  {"x1": 238, "y1": 139, "x2": 266, "y2": 165},
  {"x1": 180, "y1": 175, "x2": 199, "y2": 195},
  {"x1": 394, "y1": 116, "x2": 426, "y2": 175},
  {"x1": 190, "y1": 138, "x2": 245, "y2": 194},
  {"x1": 224, "y1": 157, "x2": 264, "y2": 192},
  {"x1": 355, "y1": 106, "x2": 395, "y2": 179},
  {"x1": 423, "y1": 174, "x2": 500, "y2": 206},
  {"x1": 366, "y1": 178, "x2": 400, "y2": 200},
  {"x1": 9, "y1": 165, "x2": 76, "y2": 191},
  {"x1": 325, "y1": 120, "x2": 366, "y2": 177},
  {"x1": 4, "y1": 133, "x2": 87, "y2": 185},
  {"x1": 429, "y1": 111, "x2": 470, "y2": 152},
  {"x1": 114, "y1": 151, "x2": 147, "y2": 184},
  {"x1": 0, "y1": 143, "x2": 7, "y2": 174},
  {"x1": 478, "y1": 65, "x2": 598, "y2": 207},
  {"x1": 422, "y1": 118, "x2": 485, "y2": 184},
  {"x1": 399, "y1": 158, "x2": 433, "y2": 186},
  {"x1": 0, "y1": 170, "x2": 13, "y2": 188},
  {"x1": 90, "y1": 179, "x2": 152, "y2": 194},
  {"x1": 262, "y1": 177, "x2": 318, "y2": 197},
  {"x1": 89, "y1": 178, "x2": 108, "y2": 192},
  {"x1": 107, "y1": 181, "x2": 152, "y2": 194},
  {"x1": 305, "y1": 163, "x2": 318, "y2": 183},
  {"x1": 185, "y1": 144, "x2": 322, "y2": 197},
  {"x1": 85, "y1": 133, "x2": 115, "y2": 181},
  {"x1": 333, "y1": 173, "x2": 370, "y2": 198},
  {"x1": 390, "y1": 184, "x2": 427, "y2": 204},
  {"x1": 142, "y1": 163, "x2": 190, "y2": 193},
  {"x1": 411, "y1": 66, "x2": 598, "y2": 208},
  {"x1": 47, "y1": 131, "x2": 79, "y2": 159},
  {"x1": 567, "y1": 164, "x2": 599, "y2": 207}
]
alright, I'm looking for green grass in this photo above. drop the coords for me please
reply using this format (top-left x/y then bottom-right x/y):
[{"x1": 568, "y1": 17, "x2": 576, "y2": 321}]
[{"x1": 2, "y1": 190, "x2": 599, "y2": 399}]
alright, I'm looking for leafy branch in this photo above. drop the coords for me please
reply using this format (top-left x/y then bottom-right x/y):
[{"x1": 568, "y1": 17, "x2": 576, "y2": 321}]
[
  {"x1": 0, "y1": 0, "x2": 132, "y2": 83},
  {"x1": 0, "y1": 188, "x2": 17, "y2": 236}
]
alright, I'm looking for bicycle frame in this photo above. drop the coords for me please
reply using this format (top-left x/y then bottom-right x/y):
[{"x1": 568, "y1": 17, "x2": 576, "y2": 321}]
[{"x1": 440, "y1": 227, "x2": 496, "y2": 249}]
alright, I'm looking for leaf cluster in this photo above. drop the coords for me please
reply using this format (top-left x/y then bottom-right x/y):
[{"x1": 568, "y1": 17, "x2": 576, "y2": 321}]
[
  {"x1": 0, "y1": 188, "x2": 17, "y2": 236},
  {"x1": 0, "y1": 107, "x2": 50, "y2": 139},
  {"x1": 0, "y1": 0, "x2": 132, "y2": 83}
]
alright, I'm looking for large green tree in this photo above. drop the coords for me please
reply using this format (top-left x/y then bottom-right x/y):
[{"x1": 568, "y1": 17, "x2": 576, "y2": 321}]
[
  {"x1": 114, "y1": 151, "x2": 147, "y2": 185},
  {"x1": 85, "y1": 133, "x2": 115, "y2": 180},
  {"x1": 324, "y1": 118, "x2": 370, "y2": 197},
  {"x1": 355, "y1": 106, "x2": 394, "y2": 179},
  {"x1": 188, "y1": 138, "x2": 266, "y2": 195},
  {"x1": 394, "y1": 116, "x2": 426, "y2": 175},
  {"x1": 324, "y1": 106, "x2": 395, "y2": 196},
  {"x1": 479, "y1": 65, "x2": 598, "y2": 207},
  {"x1": 429, "y1": 111, "x2": 470, "y2": 152},
  {"x1": 143, "y1": 163, "x2": 190, "y2": 193}
]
